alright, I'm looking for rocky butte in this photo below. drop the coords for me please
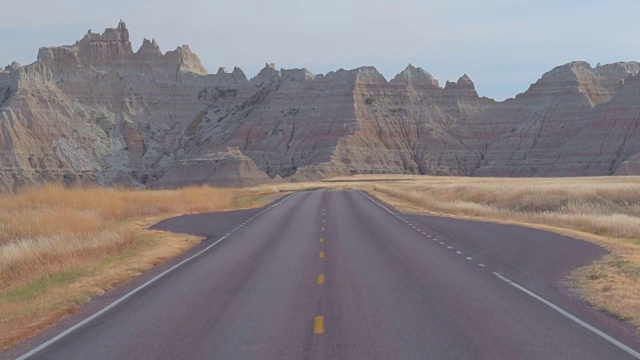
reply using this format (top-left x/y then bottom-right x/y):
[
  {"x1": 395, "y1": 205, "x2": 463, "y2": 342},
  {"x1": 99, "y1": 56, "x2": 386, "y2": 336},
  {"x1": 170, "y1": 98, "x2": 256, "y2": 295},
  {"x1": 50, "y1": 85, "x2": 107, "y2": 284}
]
[{"x1": 1, "y1": 21, "x2": 640, "y2": 191}]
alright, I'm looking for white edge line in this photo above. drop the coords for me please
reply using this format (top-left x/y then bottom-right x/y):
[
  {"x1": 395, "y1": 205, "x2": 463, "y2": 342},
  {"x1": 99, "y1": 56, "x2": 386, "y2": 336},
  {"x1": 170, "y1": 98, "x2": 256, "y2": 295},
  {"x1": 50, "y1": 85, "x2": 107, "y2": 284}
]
[
  {"x1": 15, "y1": 193, "x2": 296, "y2": 360},
  {"x1": 361, "y1": 190, "x2": 640, "y2": 358},
  {"x1": 492, "y1": 272, "x2": 640, "y2": 359}
]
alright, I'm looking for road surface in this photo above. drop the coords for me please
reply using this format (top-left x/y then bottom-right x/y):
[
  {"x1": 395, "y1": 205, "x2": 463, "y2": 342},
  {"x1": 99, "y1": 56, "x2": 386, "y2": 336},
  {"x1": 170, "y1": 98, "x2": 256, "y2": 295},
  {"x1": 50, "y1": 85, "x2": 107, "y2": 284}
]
[{"x1": 4, "y1": 190, "x2": 640, "y2": 359}]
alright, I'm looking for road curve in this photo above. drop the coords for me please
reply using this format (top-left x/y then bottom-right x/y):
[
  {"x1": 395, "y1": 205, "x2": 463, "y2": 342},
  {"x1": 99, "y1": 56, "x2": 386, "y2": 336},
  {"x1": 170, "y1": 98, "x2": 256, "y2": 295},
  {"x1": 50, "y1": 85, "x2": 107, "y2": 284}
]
[{"x1": 4, "y1": 190, "x2": 640, "y2": 359}]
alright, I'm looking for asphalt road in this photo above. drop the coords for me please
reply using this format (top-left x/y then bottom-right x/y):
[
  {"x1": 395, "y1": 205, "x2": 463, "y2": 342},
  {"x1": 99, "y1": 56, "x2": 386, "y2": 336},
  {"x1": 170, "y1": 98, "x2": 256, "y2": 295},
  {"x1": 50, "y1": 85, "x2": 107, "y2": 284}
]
[{"x1": 5, "y1": 190, "x2": 640, "y2": 359}]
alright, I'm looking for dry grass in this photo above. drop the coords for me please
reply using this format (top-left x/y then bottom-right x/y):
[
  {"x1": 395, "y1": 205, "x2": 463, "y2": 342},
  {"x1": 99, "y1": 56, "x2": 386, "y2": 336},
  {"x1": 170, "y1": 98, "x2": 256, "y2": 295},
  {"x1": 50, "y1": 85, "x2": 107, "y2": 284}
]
[
  {"x1": 369, "y1": 176, "x2": 640, "y2": 241},
  {"x1": 0, "y1": 184, "x2": 273, "y2": 349},
  {"x1": 266, "y1": 175, "x2": 640, "y2": 329}
]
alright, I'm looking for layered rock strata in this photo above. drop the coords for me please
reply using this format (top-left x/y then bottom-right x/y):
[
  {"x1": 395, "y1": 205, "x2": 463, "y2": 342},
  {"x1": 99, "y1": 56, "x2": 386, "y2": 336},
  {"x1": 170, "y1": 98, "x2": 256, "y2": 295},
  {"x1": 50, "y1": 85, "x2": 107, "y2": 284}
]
[{"x1": 1, "y1": 22, "x2": 640, "y2": 191}]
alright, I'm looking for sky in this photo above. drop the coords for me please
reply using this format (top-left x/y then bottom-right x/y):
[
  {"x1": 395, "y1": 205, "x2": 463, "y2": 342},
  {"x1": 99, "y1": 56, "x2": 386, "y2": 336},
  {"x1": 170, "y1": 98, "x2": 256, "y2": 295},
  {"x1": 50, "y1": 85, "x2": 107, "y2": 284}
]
[{"x1": 2, "y1": 0, "x2": 640, "y2": 100}]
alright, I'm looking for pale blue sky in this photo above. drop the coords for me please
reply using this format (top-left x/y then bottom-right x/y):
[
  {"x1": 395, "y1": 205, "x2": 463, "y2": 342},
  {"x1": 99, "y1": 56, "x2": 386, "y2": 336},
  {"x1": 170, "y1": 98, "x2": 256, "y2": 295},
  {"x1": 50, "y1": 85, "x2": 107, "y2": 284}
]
[{"x1": 2, "y1": 0, "x2": 639, "y2": 100}]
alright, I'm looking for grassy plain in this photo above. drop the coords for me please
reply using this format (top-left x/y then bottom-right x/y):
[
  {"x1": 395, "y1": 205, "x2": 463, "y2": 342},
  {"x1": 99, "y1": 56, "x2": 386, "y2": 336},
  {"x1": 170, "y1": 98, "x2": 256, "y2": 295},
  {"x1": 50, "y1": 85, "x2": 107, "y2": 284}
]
[
  {"x1": 0, "y1": 185, "x2": 273, "y2": 349},
  {"x1": 2, "y1": 175, "x2": 639, "y2": 348}
]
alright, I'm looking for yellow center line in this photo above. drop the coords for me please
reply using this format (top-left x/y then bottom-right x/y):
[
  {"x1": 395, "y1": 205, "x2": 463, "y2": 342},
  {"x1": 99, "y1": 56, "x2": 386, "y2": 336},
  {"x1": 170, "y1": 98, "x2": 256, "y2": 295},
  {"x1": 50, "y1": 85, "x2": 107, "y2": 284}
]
[
  {"x1": 322, "y1": 219, "x2": 326, "y2": 223},
  {"x1": 314, "y1": 316, "x2": 324, "y2": 334},
  {"x1": 319, "y1": 237, "x2": 324, "y2": 243},
  {"x1": 321, "y1": 227, "x2": 325, "y2": 231},
  {"x1": 319, "y1": 251, "x2": 325, "y2": 258},
  {"x1": 317, "y1": 274, "x2": 325, "y2": 284}
]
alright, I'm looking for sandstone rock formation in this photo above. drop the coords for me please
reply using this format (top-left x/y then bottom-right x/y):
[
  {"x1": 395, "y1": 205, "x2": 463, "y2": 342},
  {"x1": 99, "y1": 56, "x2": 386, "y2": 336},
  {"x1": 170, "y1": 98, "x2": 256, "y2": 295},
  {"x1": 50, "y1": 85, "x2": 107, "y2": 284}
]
[
  {"x1": 155, "y1": 147, "x2": 274, "y2": 188},
  {"x1": 1, "y1": 22, "x2": 640, "y2": 191},
  {"x1": 0, "y1": 21, "x2": 265, "y2": 192}
]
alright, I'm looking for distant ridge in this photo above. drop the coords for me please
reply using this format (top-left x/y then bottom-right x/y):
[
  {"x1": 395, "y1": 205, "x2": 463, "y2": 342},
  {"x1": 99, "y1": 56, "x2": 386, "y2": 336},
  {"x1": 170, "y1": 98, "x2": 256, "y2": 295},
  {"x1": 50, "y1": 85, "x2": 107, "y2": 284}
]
[{"x1": 1, "y1": 21, "x2": 640, "y2": 191}]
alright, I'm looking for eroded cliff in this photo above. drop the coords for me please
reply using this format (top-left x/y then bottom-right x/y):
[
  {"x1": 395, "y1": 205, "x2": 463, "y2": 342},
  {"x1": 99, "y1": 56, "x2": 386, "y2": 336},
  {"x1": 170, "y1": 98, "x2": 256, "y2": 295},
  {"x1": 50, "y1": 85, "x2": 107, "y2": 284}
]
[{"x1": 1, "y1": 22, "x2": 640, "y2": 191}]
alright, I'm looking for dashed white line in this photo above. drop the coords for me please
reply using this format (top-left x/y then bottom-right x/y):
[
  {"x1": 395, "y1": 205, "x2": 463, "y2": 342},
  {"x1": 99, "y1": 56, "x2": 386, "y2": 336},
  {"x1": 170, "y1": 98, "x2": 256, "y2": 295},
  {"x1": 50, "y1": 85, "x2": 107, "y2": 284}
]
[
  {"x1": 360, "y1": 189, "x2": 640, "y2": 354},
  {"x1": 359, "y1": 190, "x2": 640, "y2": 358},
  {"x1": 447, "y1": 246, "x2": 453, "y2": 249}
]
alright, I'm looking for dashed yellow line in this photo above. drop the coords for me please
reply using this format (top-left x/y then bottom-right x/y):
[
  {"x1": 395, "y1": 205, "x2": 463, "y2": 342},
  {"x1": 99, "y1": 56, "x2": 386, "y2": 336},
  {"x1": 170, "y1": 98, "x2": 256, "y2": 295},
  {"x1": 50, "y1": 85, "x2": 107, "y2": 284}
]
[
  {"x1": 314, "y1": 316, "x2": 324, "y2": 334},
  {"x1": 315, "y1": 206, "x2": 327, "y2": 335}
]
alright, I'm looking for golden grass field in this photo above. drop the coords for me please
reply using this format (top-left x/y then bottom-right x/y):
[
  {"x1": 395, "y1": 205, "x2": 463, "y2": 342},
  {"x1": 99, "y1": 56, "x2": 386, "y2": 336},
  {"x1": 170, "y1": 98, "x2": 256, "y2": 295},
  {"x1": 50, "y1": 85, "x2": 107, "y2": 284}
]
[
  {"x1": 1, "y1": 175, "x2": 639, "y2": 349},
  {"x1": 0, "y1": 185, "x2": 273, "y2": 349},
  {"x1": 267, "y1": 175, "x2": 640, "y2": 330}
]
